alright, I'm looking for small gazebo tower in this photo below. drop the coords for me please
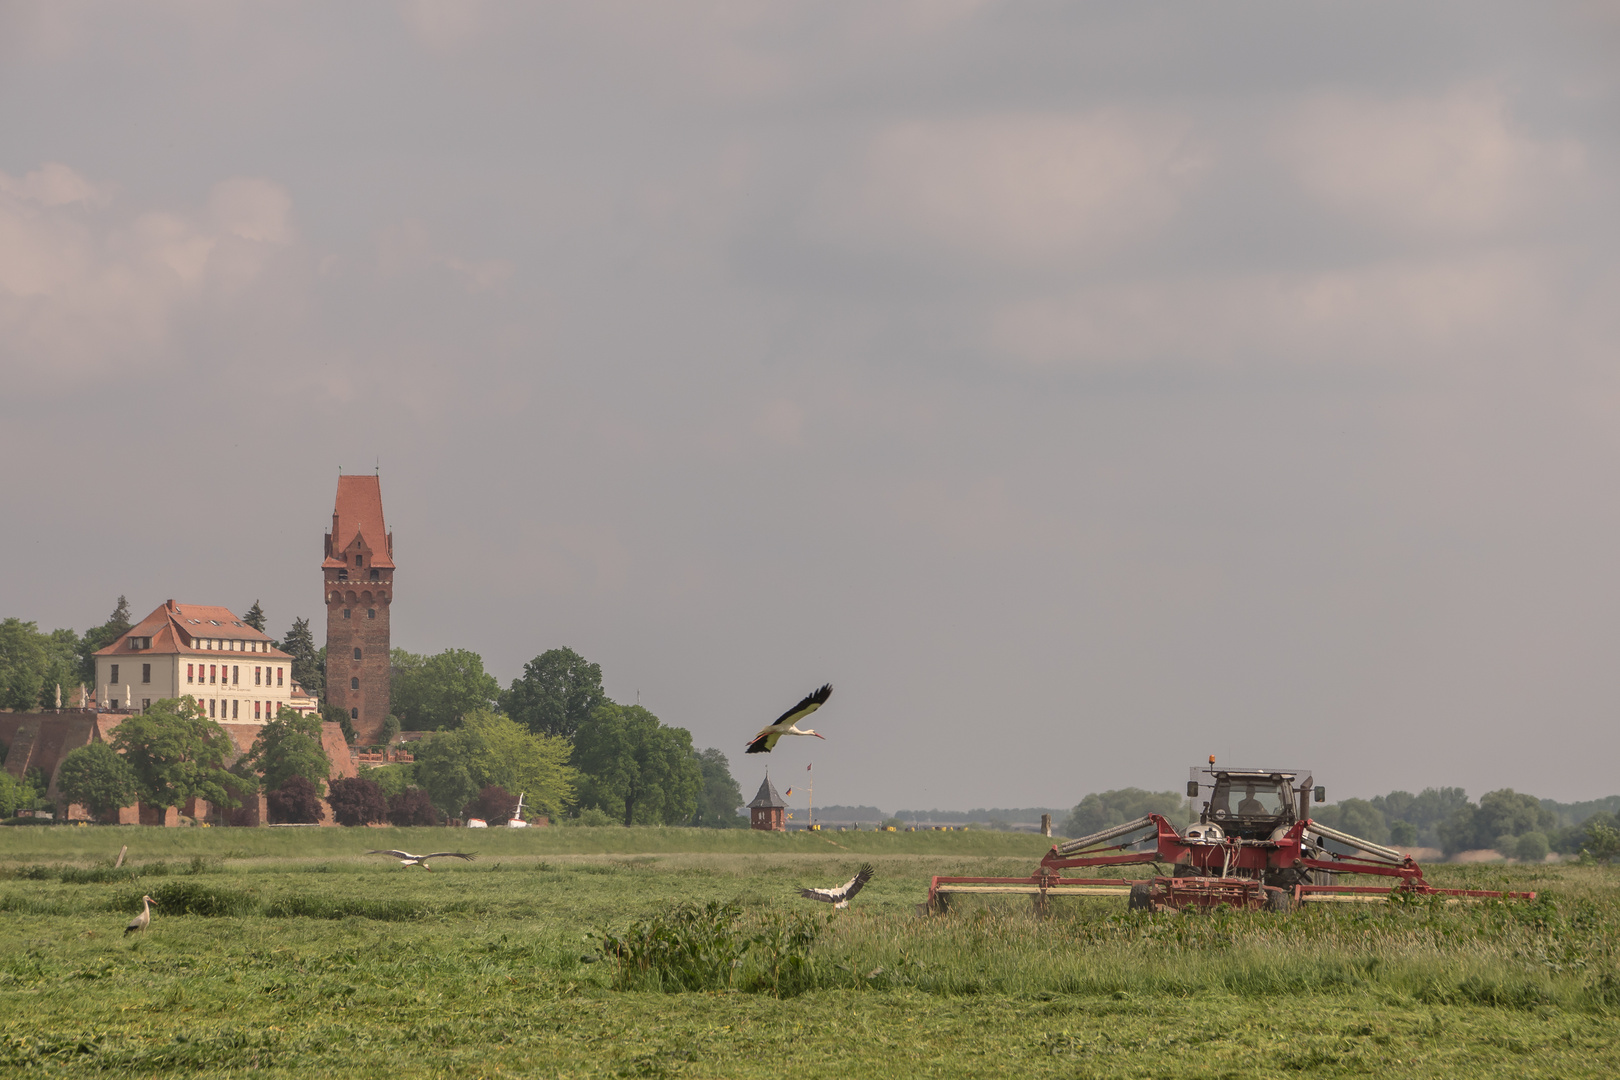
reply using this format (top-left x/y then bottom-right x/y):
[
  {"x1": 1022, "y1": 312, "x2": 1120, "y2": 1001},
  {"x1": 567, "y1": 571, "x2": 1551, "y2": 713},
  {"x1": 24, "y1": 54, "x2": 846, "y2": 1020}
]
[{"x1": 748, "y1": 773, "x2": 787, "y2": 832}]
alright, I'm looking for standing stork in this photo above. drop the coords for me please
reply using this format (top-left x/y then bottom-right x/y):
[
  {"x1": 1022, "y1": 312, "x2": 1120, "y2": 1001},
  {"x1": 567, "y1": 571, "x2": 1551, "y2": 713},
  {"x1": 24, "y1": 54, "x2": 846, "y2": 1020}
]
[
  {"x1": 125, "y1": 895, "x2": 155, "y2": 935},
  {"x1": 799, "y1": 864, "x2": 874, "y2": 909},
  {"x1": 364, "y1": 849, "x2": 477, "y2": 871},
  {"x1": 745, "y1": 684, "x2": 832, "y2": 754}
]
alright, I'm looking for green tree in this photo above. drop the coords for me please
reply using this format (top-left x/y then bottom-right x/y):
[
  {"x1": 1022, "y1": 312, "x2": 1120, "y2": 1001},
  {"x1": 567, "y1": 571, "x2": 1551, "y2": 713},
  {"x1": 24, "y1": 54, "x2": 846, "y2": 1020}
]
[
  {"x1": 1369, "y1": 787, "x2": 1470, "y2": 849},
  {"x1": 35, "y1": 628, "x2": 81, "y2": 710},
  {"x1": 238, "y1": 708, "x2": 331, "y2": 796},
  {"x1": 571, "y1": 703, "x2": 703, "y2": 827},
  {"x1": 392, "y1": 648, "x2": 500, "y2": 730},
  {"x1": 1583, "y1": 820, "x2": 1620, "y2": 863},
  {"x1": 54, "y1": 741, "x2": 139, "y2": 820},
  {"x1": 110, "y1": 696, "x2": 244, "y2": 810},
  {"x1": 1063, "y1": 788, "x2": 1188, "y2": 838},
  {"x1": 77, "y1": 596, "x2": 132, "y2": 686},
  {"x1": 0, "y1": 617, "x2": 49, "y2": 711},
  {"x1": 1311, "y1": 798, "x2": 1389, "y2": 844},
  {"x1": 411, "y1": 731, "x2": 480, "y2": 819},
  {"x1": 242, "y1": 601, "x2": 267, "y2": 633},
  {"x1": 690, "y1": 747, "x2": 744, "y2": 828},
  {"x1": 409, "y1": 709, "x2": 577, "y2": 818},
  {"x1": 1513, "y1": 831, "x2": 1549, "y2": 863},
  {"x1": 280, "y1": 617, "x2": 324, "y2": 700},
  {"x1": 0, "y1": 770, "x2": 23, "y2": 816},
  {"x1": 499, "y1": 647, "x2": 606, "y2": 738}
]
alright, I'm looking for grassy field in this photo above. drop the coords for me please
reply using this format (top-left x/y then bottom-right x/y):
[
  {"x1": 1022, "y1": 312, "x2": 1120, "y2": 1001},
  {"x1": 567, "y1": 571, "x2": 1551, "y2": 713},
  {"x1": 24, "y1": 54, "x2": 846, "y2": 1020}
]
[{"x1": 3, "y1": 826, "x2": 1618, "y2": 1078}]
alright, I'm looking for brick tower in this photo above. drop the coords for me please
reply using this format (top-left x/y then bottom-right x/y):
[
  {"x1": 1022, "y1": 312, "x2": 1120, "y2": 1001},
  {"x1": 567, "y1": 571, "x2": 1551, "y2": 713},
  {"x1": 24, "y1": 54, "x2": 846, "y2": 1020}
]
[{"x1": 323, "y1": 475, "x2": 394, "y2": 745}]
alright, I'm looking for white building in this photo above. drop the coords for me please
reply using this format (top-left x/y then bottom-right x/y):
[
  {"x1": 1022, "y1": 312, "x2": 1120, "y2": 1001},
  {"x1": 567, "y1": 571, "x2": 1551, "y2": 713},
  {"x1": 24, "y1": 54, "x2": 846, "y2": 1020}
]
[{"x1": 95, "y1": 600, "x2": 299, "y2": 723}]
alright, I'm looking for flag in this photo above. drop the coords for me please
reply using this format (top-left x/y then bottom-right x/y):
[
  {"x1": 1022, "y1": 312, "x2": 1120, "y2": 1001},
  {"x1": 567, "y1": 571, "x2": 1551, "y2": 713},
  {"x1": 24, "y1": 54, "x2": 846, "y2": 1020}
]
[
  {"x1": 807, "y1": 763, "x2": 812, "y2": 770},
  {"x1": 785, "y1": 788, "x2": 792, "y2": 796}
]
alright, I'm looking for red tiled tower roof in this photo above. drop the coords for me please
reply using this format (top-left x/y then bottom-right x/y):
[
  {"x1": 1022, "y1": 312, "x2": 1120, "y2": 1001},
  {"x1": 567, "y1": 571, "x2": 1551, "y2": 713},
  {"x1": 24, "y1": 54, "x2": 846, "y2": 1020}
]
[{"x1": 323, "y1": 475, "x2": 394, "y2": 569}]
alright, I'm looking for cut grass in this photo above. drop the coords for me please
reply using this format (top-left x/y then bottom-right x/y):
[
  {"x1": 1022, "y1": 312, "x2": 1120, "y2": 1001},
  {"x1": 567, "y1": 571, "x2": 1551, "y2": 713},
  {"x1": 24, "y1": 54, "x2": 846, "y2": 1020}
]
[{"x1": 2, "y1": 827, "x2": 1619, "y2": 1077}]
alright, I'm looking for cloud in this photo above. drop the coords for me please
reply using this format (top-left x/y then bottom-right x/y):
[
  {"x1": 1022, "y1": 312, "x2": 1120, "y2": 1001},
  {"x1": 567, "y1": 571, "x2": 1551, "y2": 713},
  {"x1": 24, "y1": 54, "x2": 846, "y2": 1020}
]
[
  {"x1": 986, "y1": 251, "x2": 1557, "y2": 371},
  {"x1": 812, "y1": 111, "x2": 1205, "y2": 266},
  {"x1": 0, "y1": 164, "x2": 297, "y2": 390},
  {"x1": 1280, "y1": 87, "x2": 1586, "y2": 237}
]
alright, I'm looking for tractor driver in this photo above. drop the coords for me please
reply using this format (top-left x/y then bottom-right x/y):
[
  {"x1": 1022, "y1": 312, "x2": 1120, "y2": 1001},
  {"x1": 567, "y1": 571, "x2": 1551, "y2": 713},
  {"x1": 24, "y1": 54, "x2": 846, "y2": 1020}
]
[{"x1": 1237, "y1": 784, "x2": 1266, "y2": 816}]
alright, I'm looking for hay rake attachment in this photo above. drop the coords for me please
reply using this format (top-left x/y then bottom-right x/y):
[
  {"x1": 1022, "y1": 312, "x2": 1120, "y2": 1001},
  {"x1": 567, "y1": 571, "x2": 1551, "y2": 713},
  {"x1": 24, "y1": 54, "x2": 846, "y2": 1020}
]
[{"x1": 923, "y1": 813, "x2": 1536, "y2": 915}]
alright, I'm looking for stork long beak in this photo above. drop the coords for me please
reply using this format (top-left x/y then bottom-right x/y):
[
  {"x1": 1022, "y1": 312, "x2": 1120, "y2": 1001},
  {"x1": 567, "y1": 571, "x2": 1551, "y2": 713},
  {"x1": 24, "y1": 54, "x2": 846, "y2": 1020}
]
[{"x1": 812, "y1": 732, "x2": 826, "y2": 740}]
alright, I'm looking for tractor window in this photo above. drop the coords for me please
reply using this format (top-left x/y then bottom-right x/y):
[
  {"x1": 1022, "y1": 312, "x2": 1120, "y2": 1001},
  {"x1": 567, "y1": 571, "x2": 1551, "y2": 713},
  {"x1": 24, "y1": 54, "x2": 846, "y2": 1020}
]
[
  {"x1": 1233, "y1": 781, "x2": 1286, "y2": 816},
  {"x1": 1211, "y1": 777, "x2": 1289, "y2": 818}
]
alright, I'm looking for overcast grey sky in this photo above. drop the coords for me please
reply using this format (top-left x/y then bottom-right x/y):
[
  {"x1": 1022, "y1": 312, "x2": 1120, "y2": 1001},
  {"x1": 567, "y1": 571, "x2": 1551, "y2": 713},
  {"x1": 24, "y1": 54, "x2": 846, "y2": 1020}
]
[{"x1": 4, "y1": 2, "x2": 1619, "y2": 810}]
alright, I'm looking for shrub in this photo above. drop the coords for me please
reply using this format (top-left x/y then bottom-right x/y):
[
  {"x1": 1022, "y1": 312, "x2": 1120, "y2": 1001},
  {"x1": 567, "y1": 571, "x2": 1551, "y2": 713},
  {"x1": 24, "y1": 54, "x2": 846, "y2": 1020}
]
[
  {"x1": 266, "y1": 775, "x2": 324, "y2": 824},
  {"x1": 462, "y1": 784, "x2": 518, "y2": 823},
  {"x1": 1513, "y1": 831, "x2": 1549, "y2": 863},
  {"x1": 327, "y1": 775, "x2": 388, "y2": 826},
  {"x1": 387, "y1": 787, "x2": 440, "y2": 826},
  {"x1": 563, "y1": 807, "x2": 614, "y2": 827}
]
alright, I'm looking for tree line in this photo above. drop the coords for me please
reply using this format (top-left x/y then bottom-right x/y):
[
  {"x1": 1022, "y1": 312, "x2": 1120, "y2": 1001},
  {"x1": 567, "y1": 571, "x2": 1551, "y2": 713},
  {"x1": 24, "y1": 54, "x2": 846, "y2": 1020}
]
[{"x1": 1059, "y1": 786, "x2": 1620, "y2": 862}]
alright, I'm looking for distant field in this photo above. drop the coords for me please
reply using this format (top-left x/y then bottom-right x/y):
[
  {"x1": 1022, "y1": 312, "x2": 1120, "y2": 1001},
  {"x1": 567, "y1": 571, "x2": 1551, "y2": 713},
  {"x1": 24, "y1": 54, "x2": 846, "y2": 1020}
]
[{"x1": 3, "y1": 826, "x2": 1618, "y2": 1078}]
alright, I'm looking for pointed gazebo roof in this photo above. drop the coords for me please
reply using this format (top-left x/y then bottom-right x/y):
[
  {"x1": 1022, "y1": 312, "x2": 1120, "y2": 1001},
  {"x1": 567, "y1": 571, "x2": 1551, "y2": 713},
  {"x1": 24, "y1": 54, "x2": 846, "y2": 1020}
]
[{"x1": 747, "y1": 773, "x2": 787, "y2": 809}]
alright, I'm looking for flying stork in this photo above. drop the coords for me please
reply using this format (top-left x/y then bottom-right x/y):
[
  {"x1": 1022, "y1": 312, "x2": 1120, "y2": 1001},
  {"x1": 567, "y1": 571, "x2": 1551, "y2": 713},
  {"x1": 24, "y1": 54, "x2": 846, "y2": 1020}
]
[
  {"x1": 745, "y1": 683, "x2": 832, "y2": 754},
  {"x1": 125, "y1": 895, "x2": 156, "y2": 935},
  {"x1": 364, "y1": 849, "x2": 477, "y2": 871},
  {"x1": 799, "y1": 864, "x2": 874, "y2": 909}
]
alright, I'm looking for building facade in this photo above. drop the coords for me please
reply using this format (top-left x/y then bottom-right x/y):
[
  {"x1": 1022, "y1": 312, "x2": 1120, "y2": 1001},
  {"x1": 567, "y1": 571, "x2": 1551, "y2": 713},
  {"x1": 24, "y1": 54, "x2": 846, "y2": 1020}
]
[
  {"x1": 93, "y1": 600, "x2": 297, "y2": 722},
  {"x1": 323, "y1": 474, "x2": 394, "y2": 745}
]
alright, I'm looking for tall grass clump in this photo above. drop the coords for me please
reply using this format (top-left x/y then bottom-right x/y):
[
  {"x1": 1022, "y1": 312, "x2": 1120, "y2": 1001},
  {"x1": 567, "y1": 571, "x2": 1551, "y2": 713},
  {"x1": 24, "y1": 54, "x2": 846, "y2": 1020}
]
[
  {"x1": 595, "y1": 901, "x2": 753, "y2": 992},
  {"x1": 112, "y1": 881, "x2": 258, "y2": 917}
]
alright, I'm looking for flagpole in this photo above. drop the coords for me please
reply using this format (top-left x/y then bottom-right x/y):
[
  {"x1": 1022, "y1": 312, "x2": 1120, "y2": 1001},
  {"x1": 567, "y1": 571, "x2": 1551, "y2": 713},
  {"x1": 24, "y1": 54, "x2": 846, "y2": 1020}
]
[{"x1": 807, "y1": 762, "x2": 813, "y2": 828}]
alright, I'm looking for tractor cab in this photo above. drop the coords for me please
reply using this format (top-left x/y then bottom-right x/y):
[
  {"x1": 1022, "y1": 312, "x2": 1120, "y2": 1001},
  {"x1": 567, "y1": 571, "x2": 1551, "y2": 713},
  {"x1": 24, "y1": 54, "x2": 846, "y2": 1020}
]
[{"x1": 1188, "y1": 764, "x2": 1325, "y2": 841}]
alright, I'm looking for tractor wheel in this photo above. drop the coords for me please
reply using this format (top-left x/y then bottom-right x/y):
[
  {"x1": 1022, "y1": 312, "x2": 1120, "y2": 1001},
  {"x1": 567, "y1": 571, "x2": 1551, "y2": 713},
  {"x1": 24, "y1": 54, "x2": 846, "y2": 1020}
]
[
  {"x1": 1128, "y1": 884, "x2": 1154, "y2": 912},
  {"x1": 1264, "y1": 888, "x2": 1293, "y2": 914}
]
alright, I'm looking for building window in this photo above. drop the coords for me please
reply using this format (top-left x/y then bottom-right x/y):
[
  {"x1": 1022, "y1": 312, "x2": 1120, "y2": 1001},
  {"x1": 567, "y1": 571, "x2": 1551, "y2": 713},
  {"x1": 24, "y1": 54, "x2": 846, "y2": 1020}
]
[
  {"x1": 209, "y1": 665, "x2": 216, "y2": 684},
  {"x1": 367, "y1": 609, "x2": 376, "y2": 619},
  {"x1": 351, "y1": 677, "x2": 359, "y2": 690},
  {"x1": 254, "y1": 701, "x2": 261, "y2": 719},
  {"x1": 209, "y1": 699, "x2": 216, "y2": 717},
  {"x1": 370, "y1": 568, "x2": 380, "y2": 580},
  {"x1": 142, "y1": 699, "x2": 150, "y2": 712},
  {"x1": 353, "y1": 647, "x2": 362, "y2": 660},
  {"x1": 187, "y1": 664, "x2": 194, "y2": 684},
  {"x1": 255, "y1": 667, "x2": 261, "y2": 685},
  {"x1": 277, "y1": 667, "x2": 283, "y2": 687},
  {"x1": 343, "y1": 608, "x2": 351, "y2": 619},
  {"x1": 338, "y1": 568, "x2": 348, "y2": 580},
  {"x1": 110, "y1": 664, "x2": 119, "y2": 684},
  {"x1": 357, "y1": 554, "x2": 364, "y2": 567},
  {"x1": 232, "y1": 699, "x2": 239, "y2": 719},
  {"x1": 142, "y1": 664, "x2": 151, "y2": 684},
  {"x1": 351, "y1": 707, "x2": 359, "y2": 720},
  {"x1": 231, "y1": 665, "x2": 238, "y2": 685}
]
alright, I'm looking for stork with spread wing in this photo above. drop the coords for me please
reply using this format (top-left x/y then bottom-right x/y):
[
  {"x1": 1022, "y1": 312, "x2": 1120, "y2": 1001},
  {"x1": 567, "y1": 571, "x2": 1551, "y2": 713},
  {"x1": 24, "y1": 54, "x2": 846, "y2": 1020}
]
[
  {"x1": 365, "y1": 849, "x2": 477, "y2": 871},
  {"x1": 799, "y1": 863, "x2": 874, "y2": 909},
  {"x1": 745, "y1": 684, "x2": 832, "y2": 754}
]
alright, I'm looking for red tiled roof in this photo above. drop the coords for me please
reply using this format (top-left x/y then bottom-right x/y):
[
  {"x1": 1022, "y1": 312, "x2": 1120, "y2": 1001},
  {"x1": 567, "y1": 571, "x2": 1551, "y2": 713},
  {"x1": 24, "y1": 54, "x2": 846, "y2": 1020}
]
[
  {"x1": 95, "y1": 600, "x2": 291, "y2": 658},
  {"x1": 323, "y1": 474, "x2": 394, "y2": 568}
]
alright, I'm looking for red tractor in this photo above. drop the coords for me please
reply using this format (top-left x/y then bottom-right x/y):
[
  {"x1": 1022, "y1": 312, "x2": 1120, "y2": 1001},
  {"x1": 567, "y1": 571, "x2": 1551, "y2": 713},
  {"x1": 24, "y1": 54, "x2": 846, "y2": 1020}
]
[{"x1": 923, "y1": 761, "x2": 1535, "y2": 914}]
